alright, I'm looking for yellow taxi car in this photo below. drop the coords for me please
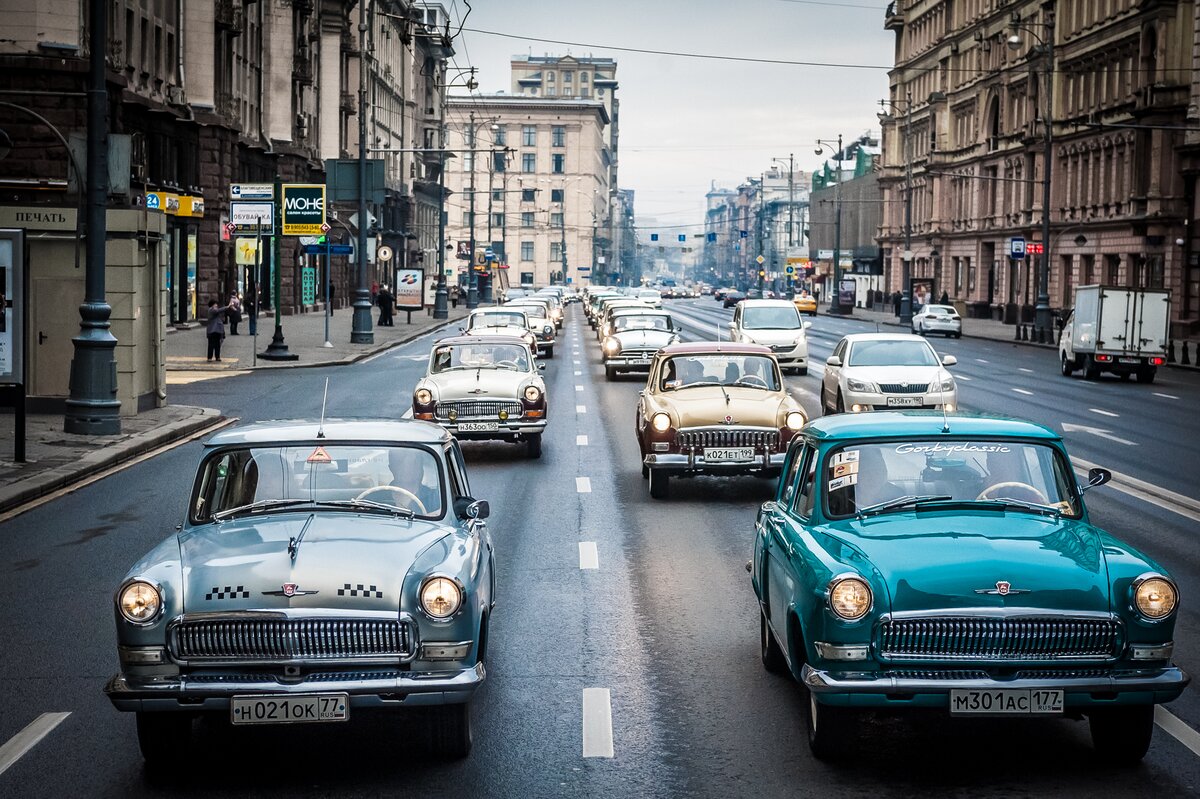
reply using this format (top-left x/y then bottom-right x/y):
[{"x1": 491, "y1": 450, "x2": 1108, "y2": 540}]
[{"x1": 793, "y1": 292, "x2": 817, "y2": 316}]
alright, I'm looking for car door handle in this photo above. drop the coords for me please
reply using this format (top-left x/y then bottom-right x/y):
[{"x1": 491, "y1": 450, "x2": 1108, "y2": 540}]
[{"x1": 39, "y1": 332, "x2": 48, "y2": 344}]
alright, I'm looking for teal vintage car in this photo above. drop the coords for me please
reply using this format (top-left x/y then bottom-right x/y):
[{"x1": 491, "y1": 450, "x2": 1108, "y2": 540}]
[{"x1": 751, "y1": 412, "x2": 1187, "y2": 763}]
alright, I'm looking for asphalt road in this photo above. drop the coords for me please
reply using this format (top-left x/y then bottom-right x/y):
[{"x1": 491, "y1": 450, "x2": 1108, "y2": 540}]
[{"x1": 0, "y1": 301, "x2": 1197, "y2": 797}]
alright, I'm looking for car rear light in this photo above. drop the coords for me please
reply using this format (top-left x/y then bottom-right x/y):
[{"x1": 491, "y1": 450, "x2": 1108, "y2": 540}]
[
  {"x1": 1150, "y1": 357, "x2": 1164, "y2": 366},
  {"x1": 1096, "y1": 354, "x2": 1113, "y2": 362}
]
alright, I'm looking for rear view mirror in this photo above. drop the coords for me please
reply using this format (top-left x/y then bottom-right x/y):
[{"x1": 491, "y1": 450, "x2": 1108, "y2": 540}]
[
  {"x1": 942, "y1": 355, "x2": 957, "y2": 367},
  {"x1": 537, "y1": 363, "x2": 546, "y2": 371},
  {"x1": 1083, "y1": 467, "x2": 1112, "y2": 492},
  {"x1": 826, "y1": 355, "x2": 842, "y2": 367}
]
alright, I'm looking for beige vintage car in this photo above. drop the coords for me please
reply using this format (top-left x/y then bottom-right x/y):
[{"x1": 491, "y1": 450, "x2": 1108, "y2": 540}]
[{"x1": 635, "y1": 342, "x2": 807, "y2": 499}]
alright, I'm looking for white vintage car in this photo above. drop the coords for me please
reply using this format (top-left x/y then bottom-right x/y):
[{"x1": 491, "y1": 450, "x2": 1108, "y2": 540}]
[
  {"x1": 413, "y1": 336, "x2": 548, "y2": 458},
  {"x1": 463, "y1": 309, "x2": 538, "y2": 353},
  {"x1": 602, "y1": 310, "x2": 679, "y2": 380}
]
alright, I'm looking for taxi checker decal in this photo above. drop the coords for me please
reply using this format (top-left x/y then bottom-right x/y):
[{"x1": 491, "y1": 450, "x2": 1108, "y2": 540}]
[
  {"x1": 205, "y1": 585, "x2": 250, "y2": 600},
  {"x1": 338, "y1": 583, "x2": 384, "y2": 598}
]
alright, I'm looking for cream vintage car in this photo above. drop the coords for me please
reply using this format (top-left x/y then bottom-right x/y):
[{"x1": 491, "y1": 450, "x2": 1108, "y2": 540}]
[
  {"x1": 463, "y1": 308, "x2": 538, "y2": 353},
  {"x1": 636, "y1": 342, "x2": 807, "y2": 499},
  {"x1": 413, "y1": 336, "x2": 548, "y2": 458},
  {"x1": 602, "y1": 310, "x2": 679, "y2": 380}
]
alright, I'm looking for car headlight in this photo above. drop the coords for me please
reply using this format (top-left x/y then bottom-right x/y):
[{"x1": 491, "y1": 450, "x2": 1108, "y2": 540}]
[
  {"x1": 1133, "y1": 575, "x2": 1177, "y2": 620},
  {"x1": 419, "y1": 576, "x2": 463, "y2": 620},
  {"x1": 118, "y1": 580, "x2": 163, "y2": 625},
  {"x1": 524, "y1": 385, "x2": 542, "y2": 402},
  {"x1": 935, "y1": 377, "x2": 955, "y2": 392},
  {"x1": 785, "y1": 410, "x2": 806, "y2": 429},
  {"x1": 543, "y1": 324, "x2": 553, "y2": 335},
  {"x1": 847, "y1": 378, "x2": 875, "y2": 393},
  {"x1": 651, "y1": 412, "x2": 671, "y2": 432},
  {"x1": 414, "y1": 388, "x2": 433, "y2": 405},
  {"x1": 603, "y1": 338, "x2": 621, "y2": 354},
  {"x1": 827, "y1": 576, "x2": 872, "y2": 621}
]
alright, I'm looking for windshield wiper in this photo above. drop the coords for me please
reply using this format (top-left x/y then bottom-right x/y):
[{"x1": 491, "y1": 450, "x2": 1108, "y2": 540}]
[
  {"x1": 314, "y1": 499, "x2": 417, "y2": 519},
  {"x1": 970, "y1": 498, "x2": 1063, "y2": 518},
  {"x1": 212, "y1": 499, "x2": 314, "y2": 522},
  {"x1": 855, "y1": 495, "x2": 952, "y2": 520},
  {"x1": 729, "y1": 379, "x2": 770, "y2": 390}
]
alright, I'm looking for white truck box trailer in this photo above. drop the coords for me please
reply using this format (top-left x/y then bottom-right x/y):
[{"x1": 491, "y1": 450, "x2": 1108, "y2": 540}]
[{"x1": 1058, "y1": 285, "x2": 1169, "y2": 383}]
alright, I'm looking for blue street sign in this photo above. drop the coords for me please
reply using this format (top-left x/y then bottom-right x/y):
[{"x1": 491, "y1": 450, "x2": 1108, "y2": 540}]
[
  {"x1": 1009, "y1": 237, "x2": 1027, "y2": 259},
  {"x1": 650, "y1": 233, "x2": 659, "y2": 241},
  {"x1": 707, "y1": 232, "x2": 717, "y2": 242},
  {"x1": 678, "y1": 234, "x2": 686, "y2": 242},
  {"x1": 739, "y1": 230, "x2": 748, "y2": 239},
  {"x1": 302, "y1": 244, "x2": 353, "y2": 255}
]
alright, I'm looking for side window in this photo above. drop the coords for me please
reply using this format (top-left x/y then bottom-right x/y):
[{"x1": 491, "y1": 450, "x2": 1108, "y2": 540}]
[
  {"x1": 832, "y1": 339, "x2": 847, "y2": 361},
  {"x1": 446, "y1": 442, "x2": 471, "y2": 499},
  {"x1": 796, "y1": 449, "x2": 818, "y2": 519},
  {"x1": 778, "y1": 444, "x2": 806, "y2": 506}
]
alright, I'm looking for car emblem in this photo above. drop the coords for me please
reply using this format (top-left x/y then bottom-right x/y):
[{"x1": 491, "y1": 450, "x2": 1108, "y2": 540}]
[
  {"x1": 974, "y1": 580, "x2": 1029, "y2": 596},
  {"x1": 723, "y1": 415, "x2": 734, "y2": 424},
  {"x1": 467, "y1": 388, "x2": 487, "y2": 394},
  {"x1": 263, "y1": 583, "x2": 319, "y2": 597},
  {"x1": 900, "y1": 381, "x2": 909, "y2": 389}
]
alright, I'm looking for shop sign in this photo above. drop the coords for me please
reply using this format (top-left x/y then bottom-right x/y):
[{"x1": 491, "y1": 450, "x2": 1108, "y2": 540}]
[
  {"x1": 281, "y1": 184, "x2": 326, "y2": 236},
  {"x1": 146, "y1": 192, "x2": 180, "y2": 214},
  {"x1": 178, "y1": 196, "x2": 205, "y2": 217},
  {"x1": 230, "y1": 201, "x2": 275, "y2": 235}
]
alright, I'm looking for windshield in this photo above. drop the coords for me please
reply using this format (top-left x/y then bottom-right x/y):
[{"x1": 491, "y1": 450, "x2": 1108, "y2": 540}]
[
  {"x1": 192, "y1": 445, "x2": 445, "y2": 522},
  {"x1": 636, "y1": 290, "x2": 660, "y2": 300},
  {"x1": 432, "y1": 342, "x2": 530, "y2": 372},
  {"x1": 823, "y1": 440, "x2": 1079, "y2": 519},
  {"x1": 661, "y1": 354, "x2": 780, "y2": 391},
  {"x1": 743, "y1": 306, "x2": 802, "y2": 330},
  {"x1": 924, "y1": 305, "x2": 956, "y2": 316},
  {"x1": 509, "y1": 304, "x2": 548, "y2": 320},
  {"x1": 847, "y1": 339, "x2": 939, "y2": 367},
  {"x1": 615, "y1": 314, "x2": 671, "y2": 332},
  {"x1": 469, "y1": 312, "x2": 527, "y2": 329}
]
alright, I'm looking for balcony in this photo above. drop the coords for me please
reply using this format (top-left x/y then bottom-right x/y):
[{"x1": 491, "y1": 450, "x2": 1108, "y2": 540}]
[
  {"x1": 293, "y1": 51, "x2": 313, "y2": 85},
  {"x1": 216, "y1": 0, "x2": 245, "y2": 36},
  {"x1": 885, "y1": 1, "x2": 904, "y2": 31}
]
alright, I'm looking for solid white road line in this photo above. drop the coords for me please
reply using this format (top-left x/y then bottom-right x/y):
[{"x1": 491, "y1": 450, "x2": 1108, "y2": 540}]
[
  {"x1": 1156, "y1": 706, "x2": 1200, "y2": 758},
  {"x1": 1018, "y1": 367, "x2": 1034, "y2": 373},
  {"x1": 1154, "y1": 392, "x2": 1180, "y2": 400},
  {"x1": 1012, "y1": 388, "x2": 1034, "y2": 396},
  {"x1": 576, "y1": 477, "x2": 592, "y2": 493},
  {"x1": 582, "y1": 688, "x2": 615, "y2": 758},
  {"x1": 1071, "y1": 456, "x2": 1200, "y2": 523},
  {"x1": 576, "y1": 405, "x2": 587, "y2": 414},
  {"x1": 576, "y1": 435, "x2": 588, "y2": 446},
  {"x1": 956, "y1": 374, "x2": 972, "y2": 381},
  {"x1": 578, "y1": 541, "x2": 599, "y2": 570},
  {"x1": 0, "y1": 712, "x2": 71, "y2": 778},
  {"x1": 1089, "y1": 408, "x2": 1119, "y2": 417}
]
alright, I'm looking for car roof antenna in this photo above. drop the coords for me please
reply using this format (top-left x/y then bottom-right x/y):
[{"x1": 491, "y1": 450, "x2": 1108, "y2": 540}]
[
  {"x1": 317, "y1": 377, "x2": 329, "y2": 439},
  {"x1": 941, "y1": 395, "x2": 950, "y2": 434}
]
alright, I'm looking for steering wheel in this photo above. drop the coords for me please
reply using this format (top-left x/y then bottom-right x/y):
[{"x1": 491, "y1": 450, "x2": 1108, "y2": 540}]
[
  {"x1": 976, "y1": 481, "x2": 1049, "y2": 504},
  {"x1": 493, "y1": 359, "x2": 519, "y2": 370},
  {"x1": 355, "y1": 485, "x2": 428, "y2": 515},
  {"x1": 736, "y1": 375, "x2": 769, "y2": 388}
]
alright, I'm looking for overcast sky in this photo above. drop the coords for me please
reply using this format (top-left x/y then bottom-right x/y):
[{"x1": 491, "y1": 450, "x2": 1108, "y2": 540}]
[{"x1": 445, "y1": 0, "x2": 894, "y2": 230}]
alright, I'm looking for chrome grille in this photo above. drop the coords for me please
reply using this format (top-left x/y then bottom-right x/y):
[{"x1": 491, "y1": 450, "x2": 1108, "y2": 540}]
[
  {"x1": 676, "y1": 427, "x2": 780, "y2": 450},
  {"x1": 615, "y1": 348, "x2": 655, "y2": 359},
  {"x1": 878, "y1": 616, "x2": 1121, "y2": 661},
  {"x1": 877, "y1": 382, "x2": 929, "y2": 394},
  {"x1": 435, "y1": 399, "x2": 522, "y2": 420},
  {"x1": 170, "y1": 618, "x2": 413, "y2": 662}
]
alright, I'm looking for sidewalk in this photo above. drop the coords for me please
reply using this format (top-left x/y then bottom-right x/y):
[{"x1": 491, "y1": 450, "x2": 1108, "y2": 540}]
[
  {"x1": 0, "y1": 306, "x2": 474, "y2": 517},
  {"x1": 820, "y1": 302, "x2": 1200, "y2": 371}
]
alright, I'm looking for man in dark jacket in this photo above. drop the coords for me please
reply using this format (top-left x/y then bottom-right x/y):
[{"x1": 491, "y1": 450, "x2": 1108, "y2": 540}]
[
  {"x1": 377, "y1": 285, "x2": 395, "y2": 326},
  {"x1": 205, "y1": 299, "x2": 231, "y2": 361}
]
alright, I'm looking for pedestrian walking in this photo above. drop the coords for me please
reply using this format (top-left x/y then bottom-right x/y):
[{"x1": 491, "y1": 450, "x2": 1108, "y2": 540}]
[
  {"x1": 892, "y1": 290, "x2": 902, "y2": 316},
  {"x1": 377, "y1": 284, "x2": 395, "y2": 326},
  {"x1": 227, "y1": 292, "x2": 242, "y2": 335},
  {"x1": 939, "y1": 290, "x2": 950, "y2": 305},
  {"x1": 371, "y1": 280, "x2": 379, "y2": 306},
  {"x1": 449, "y1": 283, "x2": 460, "y2": 309},
  {"x1": 328, "y1": 281, "x2": 336, "y2": 314},
  {"x1": 205, "y1": 298, "x2": 230, "y2": 361}
]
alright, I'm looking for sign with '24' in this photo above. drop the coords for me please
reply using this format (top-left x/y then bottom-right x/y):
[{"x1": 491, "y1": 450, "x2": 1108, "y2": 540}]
[{"x1": 281, "y1": 184, "x2": 326, "y2": 236}]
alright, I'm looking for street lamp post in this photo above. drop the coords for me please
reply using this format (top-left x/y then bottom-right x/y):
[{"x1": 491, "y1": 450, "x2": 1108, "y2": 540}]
[
  {"x1": 772, "y1": 153, "x2": 795, "y2": 294},
  {"x1": 350, "y1": 0, "x2": 373, "y2": 344},
  {"x1": 1008, "y1": 6, "x2": 1056, "y2": 343},
  {"x1": 879, "y1": 92, "x2": 915, "y2": 324},
  {"x1": 816, "y1": 135, "x2": 846, "y2": 314}
]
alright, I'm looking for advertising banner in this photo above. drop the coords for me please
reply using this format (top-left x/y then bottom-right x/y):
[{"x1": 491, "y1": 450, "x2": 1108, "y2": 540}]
[
  {"x1": 281, "y1": 184, "x2": 326, "y2": 236},
  {"x1": 838, "y1": 278, "x2": 856, "y2": 309},
  {"x1": 230, "y1": 201, "x2": 274, "y2": 235},
  {"x1": 0, "y1": 229, "x2": 24, "y2": 383},
  {"x1": 394, "y1": 268, "x2": 424, "y2": 310}
]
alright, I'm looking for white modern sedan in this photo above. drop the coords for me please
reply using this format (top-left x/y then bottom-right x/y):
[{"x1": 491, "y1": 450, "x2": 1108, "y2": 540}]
[{"x1": 821, "y1": 333, "x2": 958, "y2": 414}]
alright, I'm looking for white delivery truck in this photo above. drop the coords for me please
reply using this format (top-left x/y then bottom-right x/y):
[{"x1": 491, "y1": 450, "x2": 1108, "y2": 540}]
[{"x1": 1058, "y1": 285, "x2": 1170, "y2": 383}]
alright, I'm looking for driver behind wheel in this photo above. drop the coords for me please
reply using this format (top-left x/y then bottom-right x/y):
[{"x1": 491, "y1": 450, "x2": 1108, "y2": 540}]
[{"x1": 385, "y1": 448, "x2": 443, "y2": 516}]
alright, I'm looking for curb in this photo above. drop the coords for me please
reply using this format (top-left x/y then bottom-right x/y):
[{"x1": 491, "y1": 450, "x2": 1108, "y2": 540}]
[{"x1": 0, "y1": 406, "x2": 227, "y2": 516}]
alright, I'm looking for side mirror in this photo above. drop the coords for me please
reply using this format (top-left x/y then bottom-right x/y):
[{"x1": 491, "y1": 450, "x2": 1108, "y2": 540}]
[
  {"x1": 537, "y1": 363, "x2": 546, "y2": 371},
  {"x1": 942, "y1": 355, "x2": 957, "y2": 367},
  {"x1": 727, "y1": 322, "x2": 736, "y2": 330},
  {"x1": 826, "y1": 355, "x2": 842, "y2": 367},
  {"x1": 455, "y1": 498, "x2": 490, "y2": 520},
  {"x1": 802, "y1": 321, "x2": 813, "y2": 329},
  {"x1": 1083, "y1": 467, "x2": 1112, "y2": 492}
]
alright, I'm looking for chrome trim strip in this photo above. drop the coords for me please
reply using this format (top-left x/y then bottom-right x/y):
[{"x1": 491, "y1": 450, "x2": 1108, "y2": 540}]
[{"x1": 801, "y1": 663, "x2": 1190, "y2": 696}]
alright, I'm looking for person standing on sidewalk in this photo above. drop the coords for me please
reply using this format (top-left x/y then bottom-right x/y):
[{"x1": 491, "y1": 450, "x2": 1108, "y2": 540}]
[
  {"x1": 205, "y1": 299, "x2": 231, "y2": 361},
  {"x1": 227, "y1": 292, "x2": 242, "y2": 335},
  {"x1": 328, "y1": 281, "x2": 336, "y2": 314},
  {"x1": 449, "y1": 283, "x2": 460, "y2": 309},
  {"x1": 377, "y1": 284, "x2": 395, "y2": 326}
]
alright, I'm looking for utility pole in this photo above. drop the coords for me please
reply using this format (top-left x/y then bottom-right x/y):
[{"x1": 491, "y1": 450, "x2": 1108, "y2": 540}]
[
  {"x1": 485, "y1": 151, "x2": 494, "y2": 302},
  {"x1": 466, "y1": 111, "x2": 479, "y2": 310},
  {"x1": 65, "y1": 0, "x2": 120, "y2": 434},
  {"x1": 900, "y1": 91, "x2": 914, "y2": 325},
  {"x1": 433, "y1": 131, "x2": 448, "y2": 318},
  {"x1": 817, "y1": 134, "x2": 847, "y2": 314},
  {"x1": 351, "y1": 0, "x2": 373, "y2": 343},
  {"x1": 757, "y1": 173, "x2": 765, "y2": 295}
]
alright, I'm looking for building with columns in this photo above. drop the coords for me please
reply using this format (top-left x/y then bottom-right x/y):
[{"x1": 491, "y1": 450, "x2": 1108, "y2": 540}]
[
  {"x1": 877, "y1": 0, "x2": 1199, "y2": 335},
  {"x1": 442, "y1": 94, "x2": 610, "y2": 290}
]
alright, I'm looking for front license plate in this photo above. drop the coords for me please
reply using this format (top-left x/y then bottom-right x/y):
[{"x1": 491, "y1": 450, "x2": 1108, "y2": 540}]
[
  {"x1": 458, "y1": 421, "x2": 499, "y2": 432},
  {"x1": 627, "y1": 358, "x2": 651, "y2": 366},
  {"x1": 230, "y1": 693, "x2": 349, "y2": 725},
  {"x1": 886, "y1": 396, "x2": 922, "y2": 407},
  {"x1": 704, "y1": 447, "x2": 755, "y2": 463},
  {"x1": 949, "y1": 689, "x2": 1063, "y2": 716}
]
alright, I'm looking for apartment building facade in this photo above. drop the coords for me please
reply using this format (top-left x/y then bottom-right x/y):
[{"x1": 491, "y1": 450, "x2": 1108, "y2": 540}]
[{"x1": 877, "y1": 0, "x2": 1200, "y2": 334}]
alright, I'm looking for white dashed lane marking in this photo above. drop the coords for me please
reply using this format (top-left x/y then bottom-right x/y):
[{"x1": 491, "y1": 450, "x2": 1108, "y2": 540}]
[
  {"x1": 1154, "y1": 392, "x2": 1179, "y2": 400},
  {"x1": 576, "y1": 477, "x2": 592, "y2": 493},
  {"x1": 956, "y1": 374, "x2": 972, "y2": 381},
  {"x1": 582, "y1": 688, "x2": 615, "y2": 758},
  {"x1": 0, "y1": 712, "x2": 71, "y2": 777},
  {"x1": 1156, "y1": 707, "x2": 1200, "y2": 758},
  {"x1": 573, "y1": 360, "x2": 582, "y2": 365},
  {"x1": 1012, "y1": 388, "x2": 1034, "y2": 396},
  {"x1": 975, "y1": 358, "x2": 990, "y2": 364},
  {"x1": 574, "y1": 370, "x2": 582, "y2": 376},
  {"x1": 578, "y1": 541, "x2": 599, "y2": 570},
  {"x1": 1018, "y1": 367, "x2": 1034, "y2": 373},
  {"x1": 1089, "y1": 408, "x2": 1119, "y2": 417},
  {"x1": 576, "y1": 435, "x2": 588, "y2": 446},
  {"x1": 576, "y1": 405, "x2": 586, "y2": 414},
  {"x1": 575, "y1": 385, "x2": 584, "y2": 391}
]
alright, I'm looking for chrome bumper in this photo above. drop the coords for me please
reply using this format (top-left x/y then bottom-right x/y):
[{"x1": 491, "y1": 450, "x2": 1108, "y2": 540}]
[
  {"x1": 644, "y1": 451, "x2": 786, "y2": 475},
  {"x1": 605, "y1": 356, "x2": 655, "y2": 370},
  {"x1": 802, "y1": 663, "x2": 1189, "y2": 702},
  {"x1": 440, "y1": 419, "x2": 546, "y2": 439},
  {"x1": 105, "y1": 663, "x2": 485, "y2": 712}
]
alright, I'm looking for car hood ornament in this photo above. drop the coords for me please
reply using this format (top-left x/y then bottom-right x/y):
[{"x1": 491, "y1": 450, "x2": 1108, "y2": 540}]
[
  {"x1": 974, "y1": 580, "x2": 1029, "y2": 596},
  {"x1": 263, "y1": 583, "x2": 319, "y2": 597}
]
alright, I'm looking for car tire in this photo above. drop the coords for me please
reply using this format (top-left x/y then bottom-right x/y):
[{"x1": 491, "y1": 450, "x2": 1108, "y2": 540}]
[
  {"x1": 526, "y1": 434, "x2": 543, "y2": 459},
  {"x1": 544, "y1": 346, "x2": 554, "y2": 359},
  {"x1": 954, "y1": 332, "x2": 962, "y2": 339},
  {"x1": 641, "y1": 462, "x2": 649, "y2": 479},
  {"x1": 1136, "y1": 366, "x2": 1156, "y2": 384},
  {"x1": 1089, "y1": 705, "x2": 1153, "y2": 766},
  {"x1": 1084, "y1": 356, "x2": 1101, "y2": 380},
  {"x1": 1060, "y1": 353, "x2": 1074, "y2": 376},
  {"x1": 136, "y1": 712, "x2": 191, "y2": 765},
  {"x1": 806, "y1": 691, "x2": 855, "y2": 761},
  {"x1": 760, "y1": 608, "x2": 787, "y2": 675},
  {"x1": 796, "y1": 367, "x2": 808, "y2": 377},
  {"x1": 648, "y1": 468, "x2": 669, "y2": 499},
  {"x1": 605, "y1": 365, "x2": 616, "y2": 381},
  {"x1": 431, "y1": 702, "x2": 473, "y2": 759}
]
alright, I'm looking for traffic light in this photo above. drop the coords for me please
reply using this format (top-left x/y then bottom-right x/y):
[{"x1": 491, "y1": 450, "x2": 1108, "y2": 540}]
[{"x1": 758, "y1": 270, "x2": 766, "y2": 278}]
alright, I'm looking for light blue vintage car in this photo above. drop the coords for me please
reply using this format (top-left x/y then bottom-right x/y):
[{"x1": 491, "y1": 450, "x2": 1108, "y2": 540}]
[
  {"x1": 105, "y1": 420, "x2": 495, "y2": 763},
  {"x1": 751, "y1": 412, "x2": 1188, "y2": 763}
]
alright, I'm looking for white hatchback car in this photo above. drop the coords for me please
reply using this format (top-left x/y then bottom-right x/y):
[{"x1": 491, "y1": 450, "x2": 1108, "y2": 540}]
[
  {"x1": 728, "y1": 299, "x2": 811, "y2": 374},
  {"x1": 912, "y1": 304, "x2": 963, "y2": 338},
  {"x1": 821, "y1": 333, "x2": 958, "y2": 414}
]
